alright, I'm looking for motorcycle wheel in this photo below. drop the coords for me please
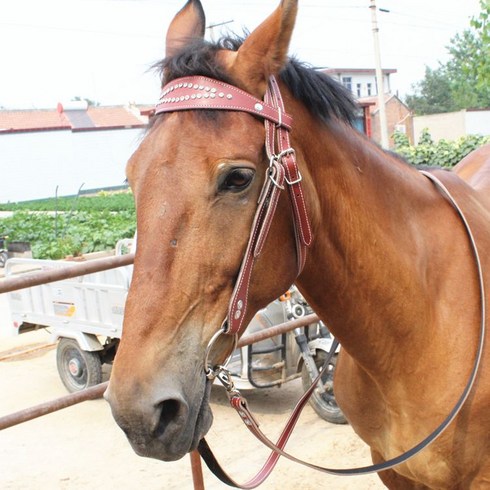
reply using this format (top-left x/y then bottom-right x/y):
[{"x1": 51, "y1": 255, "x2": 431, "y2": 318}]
[{"x1": 301, "y1": 350, "x2": 347, "y2": 425}]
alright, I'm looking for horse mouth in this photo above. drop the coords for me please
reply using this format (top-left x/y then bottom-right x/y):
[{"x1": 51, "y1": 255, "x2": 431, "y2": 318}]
[{"x1": 112, "y1": 378, "x2": 214, "y2": 462}]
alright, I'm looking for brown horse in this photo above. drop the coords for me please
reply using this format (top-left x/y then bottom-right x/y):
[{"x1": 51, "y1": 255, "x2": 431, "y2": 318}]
[{"x1": 106, "y1": 0, "x2": 490, "y2": 488}]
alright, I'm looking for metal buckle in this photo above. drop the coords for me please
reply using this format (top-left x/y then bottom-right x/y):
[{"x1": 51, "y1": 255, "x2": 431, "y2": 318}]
[
  {"x1": 204, "y1": 328, "x2": 238, "y2": 380},
  {"x1": 285, "y1": 171, "x2": 303, "y2": 186},
  {"x1": 268, "y1": 167, "x2": 285, "y2": 190}
]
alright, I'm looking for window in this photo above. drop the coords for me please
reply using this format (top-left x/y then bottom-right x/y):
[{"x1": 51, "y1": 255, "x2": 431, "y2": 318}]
[
  {"x1": 356, "y1": 83, "x2": 362, "y2": 97},
  {"x1": 367, "y1": 83, "x2": 372, "y2": 96},
  {"x1": 342, "y1": 77, "x2": 352, "y2": 93}
]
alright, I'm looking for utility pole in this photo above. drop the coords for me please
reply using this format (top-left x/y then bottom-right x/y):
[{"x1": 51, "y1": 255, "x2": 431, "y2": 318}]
[
  {"x1": 207, "y1": 20, "x2": 233, "y2": 42},
  {"x1": 369, "y1": 0, "x2": 389, "y2": 149}
]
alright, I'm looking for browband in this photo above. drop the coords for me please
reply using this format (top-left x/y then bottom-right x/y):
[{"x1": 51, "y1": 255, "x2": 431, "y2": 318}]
[{"x1": 155, "y1": 76, "x2": 293, "y2": 129}]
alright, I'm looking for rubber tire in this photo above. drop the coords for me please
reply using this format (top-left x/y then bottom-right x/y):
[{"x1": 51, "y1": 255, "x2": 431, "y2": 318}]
[
  {"x1": 0, "y1": 251, "x2": 7, "y2": 268},
  {"x1": 56, "y1": 338, "x2": 102, "y2": 393},
  {"x1": 301, "y1": 351, "x2": 347, "y2": 425}
]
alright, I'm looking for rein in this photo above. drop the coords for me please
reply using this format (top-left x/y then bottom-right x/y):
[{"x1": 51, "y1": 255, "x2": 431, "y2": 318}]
[{"x1": 154, "y1": 76, "x2": 486, "y2": 488}]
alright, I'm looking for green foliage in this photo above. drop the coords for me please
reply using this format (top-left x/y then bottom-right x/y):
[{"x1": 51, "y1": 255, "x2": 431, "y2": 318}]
[
  {"x1": 0, "y1": 191, "x2": 134, "y2": 212},
  {"x1": 405, "y1": 66, "x2": 456, "y2": 115},
  {"x1": 0, "y1": 195, "x2": 136, "y2": 260},
  {"x1": 406, "y1": 1, "x2": 490, "y2": 115},
  {"x1": 393, "y1": 130, "x2": 490, "y2": 167}
]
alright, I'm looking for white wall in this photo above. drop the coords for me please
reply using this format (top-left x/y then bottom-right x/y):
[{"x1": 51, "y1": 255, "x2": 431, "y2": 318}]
[
  {"x1": 466, "y1": 110, "x2": 490, "y2": 136},
  {"x1": 328, "y1": 72, "x2": 391, "y2": 98},
  {"x1": 413, "y1": 111, "x2": 466, "y2": 144},
  {"x1": 0, "y1": 128, "x2": 145, "y2": 202},
  {"x1": 413, "y1": 109, "x2": 490, "y2": 143}
]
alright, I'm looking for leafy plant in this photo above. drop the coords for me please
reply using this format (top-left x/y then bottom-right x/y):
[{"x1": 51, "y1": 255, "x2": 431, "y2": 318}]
[
  {"x1": 0, "y1": 207, "x2": 136, "y2": 260},
  {"x1": 393, "y1": 129, "x2": 490, "y2": 167}
]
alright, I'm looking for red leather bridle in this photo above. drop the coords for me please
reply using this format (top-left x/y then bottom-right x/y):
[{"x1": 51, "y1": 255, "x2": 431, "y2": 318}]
[{"x1": 155, "y1": 74, "x2": 312, "y2": 342}]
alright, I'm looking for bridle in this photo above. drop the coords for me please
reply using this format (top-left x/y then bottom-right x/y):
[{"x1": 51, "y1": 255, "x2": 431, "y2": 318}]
[
  {"x1": 154, "y1": 75, "x2": 486, "y2": 488},
  {"x1": 155, "y1": 75, "x2": 312, "y2": 345}
]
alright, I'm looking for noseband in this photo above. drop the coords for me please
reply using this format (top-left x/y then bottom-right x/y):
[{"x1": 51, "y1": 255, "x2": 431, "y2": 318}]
[{"x1": 155, "y1": 75, "x2": 312, "y2": 346}]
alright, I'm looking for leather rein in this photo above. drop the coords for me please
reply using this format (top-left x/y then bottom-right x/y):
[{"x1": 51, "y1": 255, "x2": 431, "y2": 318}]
[{"x1": 154, "y1": 76, "x2": 486, "y2": 488}]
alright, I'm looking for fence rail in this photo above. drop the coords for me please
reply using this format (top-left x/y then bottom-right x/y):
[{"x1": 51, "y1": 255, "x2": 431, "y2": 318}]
[
  {"x1": 0, "y1": 253, "x2": 319, "y2": 490},
  {"x1": 0, "y1": 253, "x2": 135, "y2": 294}
]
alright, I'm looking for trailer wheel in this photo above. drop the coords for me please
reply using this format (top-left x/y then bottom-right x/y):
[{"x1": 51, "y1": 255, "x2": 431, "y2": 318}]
[{"x1": 56, "y1": 338, "x2": 102, "y2": 393}]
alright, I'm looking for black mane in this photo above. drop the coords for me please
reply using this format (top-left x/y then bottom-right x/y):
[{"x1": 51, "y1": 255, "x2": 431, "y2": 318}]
[{"x1": 155, "y1": 36, "x2": 359, "y2": 126}]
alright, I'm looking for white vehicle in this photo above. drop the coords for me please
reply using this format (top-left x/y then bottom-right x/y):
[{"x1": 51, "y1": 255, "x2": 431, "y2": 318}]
[{"x1": 6, "y1": 241, "x2": 345, "y2": 424}]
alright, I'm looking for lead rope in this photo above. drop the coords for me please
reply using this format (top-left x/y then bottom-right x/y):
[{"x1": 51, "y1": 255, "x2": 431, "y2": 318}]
[{"x1": 198, "y1": 170, "x2": 486, "y2": 488}]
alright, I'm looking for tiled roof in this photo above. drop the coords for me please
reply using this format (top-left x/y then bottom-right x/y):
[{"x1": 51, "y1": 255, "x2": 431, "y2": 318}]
[
  {"x1": 87, "y1": 106, "x2": 146, "y2": 129},
  {"x1": 0, "y1": 110, "x2": 70, "y2": 132},
  {"x1": 0, "y1": 105, "x2": 148, "y2": 134}
]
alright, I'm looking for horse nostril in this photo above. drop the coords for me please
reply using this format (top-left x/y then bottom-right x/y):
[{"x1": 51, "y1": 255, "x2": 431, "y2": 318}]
[{"x1": 154, "y1": 398, "x2": 184, "y2": 439}]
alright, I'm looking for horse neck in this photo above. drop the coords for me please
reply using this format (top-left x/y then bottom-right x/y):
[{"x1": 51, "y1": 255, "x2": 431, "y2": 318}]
[{"x1": 295, "y1": 120, "x2": 434, "y2": 369}]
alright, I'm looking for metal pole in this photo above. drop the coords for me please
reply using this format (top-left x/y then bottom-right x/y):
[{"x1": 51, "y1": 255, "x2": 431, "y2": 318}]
[
  {"x1": 0, "y1": 382, "x2": 108, "y2": 431},
  {"x1": 0, "y1": 315, "x2": 319, "y2": 431},
  {"x1": 0, "y1": 253, "x2": 135, "y2": 294},
  {"x1": 237, "y1": 313, "x2": 319, "y2": 348},
  {"x1": 369, "y1": 0, "x2": 389, "y2": 148},
  {"x1": 190, "y1": 450, "x2": 206, "y2": 490}
]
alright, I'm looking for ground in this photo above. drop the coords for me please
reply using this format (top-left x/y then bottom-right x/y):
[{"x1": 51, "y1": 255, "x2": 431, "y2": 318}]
[{"x1": 0, "y1": 293, "x2": 384, "y2": 490}]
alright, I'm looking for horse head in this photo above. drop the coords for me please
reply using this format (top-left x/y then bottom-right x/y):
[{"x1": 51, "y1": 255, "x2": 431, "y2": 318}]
[{"x1": 106, "y1": 0, "x2": 308, "y2": 462}]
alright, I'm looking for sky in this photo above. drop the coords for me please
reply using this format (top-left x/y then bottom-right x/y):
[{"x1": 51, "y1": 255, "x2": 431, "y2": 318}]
[{"x1": 0, "y1": 0, "x2": 483, "y2": 110}]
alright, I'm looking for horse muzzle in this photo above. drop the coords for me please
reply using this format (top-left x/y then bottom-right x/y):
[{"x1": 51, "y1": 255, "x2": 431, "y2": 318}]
[{"x1": 105, "y1": 376, "x2": 213, "y2": 461}]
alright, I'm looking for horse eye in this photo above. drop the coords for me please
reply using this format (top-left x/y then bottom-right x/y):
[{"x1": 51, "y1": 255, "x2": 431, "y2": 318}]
[{"x1": 220, "y1": 168, "x2": 255, "y2": 192}]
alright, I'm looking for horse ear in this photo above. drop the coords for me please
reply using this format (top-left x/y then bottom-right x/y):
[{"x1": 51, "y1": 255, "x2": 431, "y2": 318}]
[
  {"x1": 226, "y1": 0, "x2": 298, "y2": 96},
  {"x1": 166, "y1": 0, "x2": 206, "y2": 58}
]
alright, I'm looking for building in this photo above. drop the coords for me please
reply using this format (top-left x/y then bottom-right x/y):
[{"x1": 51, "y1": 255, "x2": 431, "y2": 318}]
[
  {"x1": 413, "y1": 108, "x2": 490, "y2": 144},
  {"x1": 359, "y1": 94, "x2": 414, "y2": 148},
  {"x1": 321, "y1": 68, "x2": 397, "y2": 98},
  {"x1": 0, "y1": 104, "x2": 150, "y2": 202}
]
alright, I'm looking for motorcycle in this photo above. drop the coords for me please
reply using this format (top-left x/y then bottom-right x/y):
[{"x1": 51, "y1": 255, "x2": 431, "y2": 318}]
[{"x1": 225, "y1": 286, "x2": 346, "y2": 425}]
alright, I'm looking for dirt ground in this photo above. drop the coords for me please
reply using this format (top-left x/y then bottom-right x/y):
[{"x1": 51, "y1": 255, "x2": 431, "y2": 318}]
[{"x1": 0, "y1": 293, "x2": 385, "y2": 490}]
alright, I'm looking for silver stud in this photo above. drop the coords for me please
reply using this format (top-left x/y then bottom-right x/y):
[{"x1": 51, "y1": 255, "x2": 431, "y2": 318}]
[
  {"x1": 191, "y1": 94, "x2": 196, "y2": 99},
  {"x1": 205, "y1": 86, "x2": 210, "y2": 92},
  {"x1": 226, "y1": 94, "x2": 233, "y2": 99},
  {"x1": 184, "y1": 95, "x2": 190, "y2": 100},
  {"x1": 199, "y1": 85, "x2": 204, "y2": 90},
  {"x1": 196, "y1": 94, "x2": 202, "y2": 99},
  {"x1": 218, "y1": 92, "x2": 224, "y2": 98},
  {"x1": 193, "y1": 84, "x2": 199, "y2": 89},
  {"x1": 234, "y1": 310, "x2": 242, "y2": 320},
  {"x1": 237, "y1": 300, "x2": 243, "y2": 310},
  {"x1": 210, "y1": 93, "x2": 216, "y2": 98},
  {"x1": 211, "y1": 87, "x2": 217, "y2": 93},
  {"x1": 255, "y1": 103, "x2": 264, "y2": 111}
]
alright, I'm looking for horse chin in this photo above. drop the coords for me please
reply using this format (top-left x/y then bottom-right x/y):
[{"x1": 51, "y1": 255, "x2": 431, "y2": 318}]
[{"x1": 124, "y1": 378, "x2": 214, "y2": 463}]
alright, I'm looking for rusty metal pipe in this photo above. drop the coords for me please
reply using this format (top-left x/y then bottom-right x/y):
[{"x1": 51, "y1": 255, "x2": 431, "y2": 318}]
[
  {"x1": 0, "y1": 253, "x2": 134, "y2": 294},
  {"x1": 190, "y1": 450, "x2": 205, "y2": 490},
  {"x1": 237, "y1": 313, "x2": 319, "y2": 347},
  {"x1": 0, "y1": 315, "x2": 319, "y2": 431},
  {"x1": 0, "y1": 381, "x2": 108, "y2": 431}
]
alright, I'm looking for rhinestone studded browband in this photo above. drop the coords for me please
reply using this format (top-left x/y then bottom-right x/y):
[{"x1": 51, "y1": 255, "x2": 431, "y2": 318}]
[{"x1": 154, "y1": 75, "x2": 293, "y2": 129}]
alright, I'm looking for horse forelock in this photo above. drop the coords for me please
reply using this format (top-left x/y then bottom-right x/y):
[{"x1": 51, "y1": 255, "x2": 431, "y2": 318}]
[{"x1": 151, "y1": 34, "x2": 359, "y2": 128}]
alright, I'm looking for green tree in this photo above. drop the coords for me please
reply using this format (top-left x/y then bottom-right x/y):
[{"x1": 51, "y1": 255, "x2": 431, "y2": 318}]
[
  {"x1": 405, "y1": 66, "x2": 455, "y2": 115},
  {"x1": 406, "y1": 1, "x2": 490, "y2": 114}
]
